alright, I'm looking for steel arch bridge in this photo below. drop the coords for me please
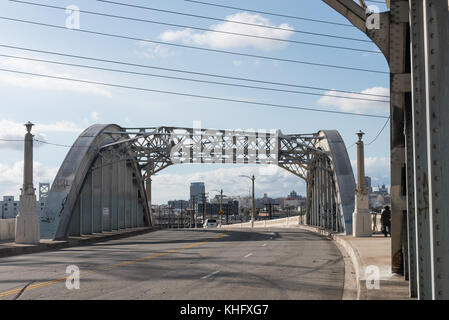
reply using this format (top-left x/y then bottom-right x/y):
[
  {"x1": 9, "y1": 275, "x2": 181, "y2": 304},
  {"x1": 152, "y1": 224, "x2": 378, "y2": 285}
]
[{"x1": 40, "y1": 124, "x2": 355, "y2": 240}]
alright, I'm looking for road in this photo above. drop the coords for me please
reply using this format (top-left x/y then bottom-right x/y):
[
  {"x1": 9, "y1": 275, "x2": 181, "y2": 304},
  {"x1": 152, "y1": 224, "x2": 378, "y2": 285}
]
[{"x1": 0, "y1": 228, "x2": 345, "y2": 300}]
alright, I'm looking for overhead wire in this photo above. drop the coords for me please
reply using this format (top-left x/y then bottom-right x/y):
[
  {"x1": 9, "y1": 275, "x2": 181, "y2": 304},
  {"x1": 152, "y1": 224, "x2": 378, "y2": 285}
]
[
  {"x1": 0, "y1": 53, "x2": 390, "y2": 103},
  {"x1": 183, "y1": 0, "x2": 355, "y2": 27},
  {"x1": 0, "y1": 44, "x2": 390, "y2": 98},
  {"x1": 346, "y1": 116, "x2": 390, "y2": 149},
  {"x1": 0, "y1": 67, "x2": 390, "y2": 119},
  {"x1": 9, "y1": 0, "x2": 378, "y2": 53},
  {"x1": 0, "y1": 16, "x2": 388, "y2": 74},
  {"x1": 96, "y1": 0, "x2": 365, "y2": 32}
]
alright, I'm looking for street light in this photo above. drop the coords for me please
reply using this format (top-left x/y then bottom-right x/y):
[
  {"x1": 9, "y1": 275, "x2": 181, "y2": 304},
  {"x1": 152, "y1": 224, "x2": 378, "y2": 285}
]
[
  {"x1": 211, "y1": 189, "x2": 224, "y2": 227},
  {"x1": 239, "y1": 175, "x2": 255, "y2": 228}
]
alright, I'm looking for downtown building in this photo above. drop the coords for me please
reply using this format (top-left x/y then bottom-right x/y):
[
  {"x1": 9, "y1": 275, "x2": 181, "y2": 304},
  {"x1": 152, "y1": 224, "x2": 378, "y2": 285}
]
[{"x1": 0, "y1": 183, "x2": 50, "y2": 219}]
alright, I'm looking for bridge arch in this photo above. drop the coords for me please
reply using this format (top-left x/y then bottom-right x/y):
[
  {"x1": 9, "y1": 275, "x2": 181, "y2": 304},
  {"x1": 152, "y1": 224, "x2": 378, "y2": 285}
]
[{"x1": 41, "y1": 125, "x2": 355, "y2": 239}]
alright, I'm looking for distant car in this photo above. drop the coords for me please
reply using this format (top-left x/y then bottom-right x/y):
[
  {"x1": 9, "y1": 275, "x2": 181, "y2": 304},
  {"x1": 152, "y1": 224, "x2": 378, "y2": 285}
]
[{"x1": 203, "y1": 219, "x2": 218, "y2": 228}]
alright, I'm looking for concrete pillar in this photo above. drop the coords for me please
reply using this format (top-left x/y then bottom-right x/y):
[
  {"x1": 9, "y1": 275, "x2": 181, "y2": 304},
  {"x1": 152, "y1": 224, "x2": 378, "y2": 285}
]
[
  {"x1": 352, "y1": 131, "x2": 371, "y2": 237},
  {"x1": 15, "y1": 122, "x2": 40, "y2": 244}
]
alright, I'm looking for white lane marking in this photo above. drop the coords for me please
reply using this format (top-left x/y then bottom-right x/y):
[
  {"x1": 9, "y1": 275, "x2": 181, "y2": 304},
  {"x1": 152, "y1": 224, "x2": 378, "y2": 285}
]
[
  {"x1": 201, "y1": 270, "x2": 220, "y2": 280},
  {"x1": 262, "y1": 243, "x2": 267, "y2": 247},
  {"x1": 244, "y1": 252, "x2": 253, "y2": 258}
]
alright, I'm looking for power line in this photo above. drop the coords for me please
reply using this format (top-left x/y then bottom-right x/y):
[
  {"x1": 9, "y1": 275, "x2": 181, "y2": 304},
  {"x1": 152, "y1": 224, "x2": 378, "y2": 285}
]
[
  {"x1": 0, "y1": 44, "x2": 390, "y2": 98},
  {"x1": 10, "y1": 0, "x2": 375, "y2": 48},
  {"x1": 366, "y1": 117, "x2": 390, "y2": 145},
  {"x1": 0, "y1": 53, "x2": 389, "y2": 103},
  {"x1": 0, "y1": 16, "x2": 389, "y2": 75},
  {"x1": 33, "y1": 139, "x2": 75, "y2": 148},
  {"x1": 0, "y1": 67, "x2": 389, "y2": 119},
  {"x1": 183, "y1": 0, "x2": 355, "y2": 27},
  {"x1": 0, "y1": 137, "x2": 80, "y2": 148},
  {"x1": 346, "y1": 116, "x2": 390, "y2": 149},
  {"x1": 97, "y1": 0, "x2": 367, "y2": 35}
]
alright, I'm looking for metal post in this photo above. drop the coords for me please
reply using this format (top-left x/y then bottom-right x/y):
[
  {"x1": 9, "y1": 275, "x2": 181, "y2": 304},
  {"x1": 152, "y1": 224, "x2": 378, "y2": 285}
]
[
  {"x1": 251, "y1": 175, "x2": 255, "y2": 228},
  {"x1": 180, "y1": 200, "x2": 183, "y2": 228},
  {"x1": 219, "y1": 189, "x2": 223, "y2": 226},
  {"x1": 202, "y1": 192, "x2": 207, "y2": 225},
  {"x1": 423, "y1": 0, "x2": 449, "y2": 300}
]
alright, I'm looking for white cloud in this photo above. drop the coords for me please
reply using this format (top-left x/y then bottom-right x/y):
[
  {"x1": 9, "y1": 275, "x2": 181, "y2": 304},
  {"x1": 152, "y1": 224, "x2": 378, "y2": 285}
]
[
  {"x1": 0, "y1": 161, "x2": 58, "y2": 198},
  {"x1": 151, "y1": 165, "x2": 305, "y2": 204},
  {"x1": 0, "y1": 57, "x2": 111, "y2": 97},
  {"x1": 318, "y1": 86, "x2": 389, "y2": 114},
  {"x1": 0, "y1": 119, "x2": 83, "y2": 150},
  {"x1": 159, "y1": 12, "x2": 294, "y2": 51}
]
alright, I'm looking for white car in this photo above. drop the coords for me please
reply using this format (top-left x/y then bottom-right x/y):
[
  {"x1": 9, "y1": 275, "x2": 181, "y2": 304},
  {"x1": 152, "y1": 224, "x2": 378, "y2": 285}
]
[{"x1": 203, "y1": 219, "x2": 218, "y2": 228}]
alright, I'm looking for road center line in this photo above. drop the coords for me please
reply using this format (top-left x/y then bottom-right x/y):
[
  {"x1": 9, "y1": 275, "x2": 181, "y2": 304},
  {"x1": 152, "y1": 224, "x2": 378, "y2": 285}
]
[
  {"x1": 201, "y1": 270, "x2": 220, "y2": 279},
  {"x1": 244, "y1": 252, "x2": 253, "y2": 258},
  {"x1": 0, "y1": 231, "x2": 229, "y2": 299}
]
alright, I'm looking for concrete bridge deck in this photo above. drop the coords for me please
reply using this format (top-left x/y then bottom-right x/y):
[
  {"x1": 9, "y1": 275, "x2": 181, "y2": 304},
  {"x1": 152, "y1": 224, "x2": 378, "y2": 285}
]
[{"x1": 0, "y1": 228, "x2": 345, "y2": 300}]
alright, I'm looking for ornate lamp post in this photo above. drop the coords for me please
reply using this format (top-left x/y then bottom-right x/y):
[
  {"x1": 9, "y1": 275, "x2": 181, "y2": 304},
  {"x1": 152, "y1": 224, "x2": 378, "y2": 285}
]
[
  {"x1": 352, "y1": 131, "x2": 371, "y2": 237},
  {"x1": 15, "y1": 121, "x2": 40, "y2": 244}
]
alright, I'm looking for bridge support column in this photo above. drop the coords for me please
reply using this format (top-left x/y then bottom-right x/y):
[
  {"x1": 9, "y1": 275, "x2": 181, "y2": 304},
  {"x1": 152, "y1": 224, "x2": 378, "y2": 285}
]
[
  {"x1": 422, "y1": 0, "x2": 449, "y2": 299},
  {"x1": 15, "y1": 122, "x2": 40, "y2": 244},
  {"x1": 353, "y1": 131, "x2": 371, "y2": 237}
]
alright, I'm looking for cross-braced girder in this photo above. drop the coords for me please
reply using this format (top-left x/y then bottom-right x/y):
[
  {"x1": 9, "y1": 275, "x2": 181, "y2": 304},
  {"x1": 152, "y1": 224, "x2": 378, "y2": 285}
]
[{"x1": 101, "y1": 126, "x2": 326, "y2": 182}]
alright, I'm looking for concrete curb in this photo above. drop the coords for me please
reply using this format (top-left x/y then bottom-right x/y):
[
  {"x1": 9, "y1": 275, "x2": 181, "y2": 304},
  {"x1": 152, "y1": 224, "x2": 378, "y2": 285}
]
[
  {"x1": 0, "y1": 227, "x2": 154, "y2": 258},
  {"x1": 297, "y1": 225, "x2": 367, "y2": 300}
]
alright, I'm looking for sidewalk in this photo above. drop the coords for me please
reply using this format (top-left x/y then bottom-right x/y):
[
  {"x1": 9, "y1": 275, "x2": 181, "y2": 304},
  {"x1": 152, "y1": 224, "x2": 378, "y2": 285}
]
[
  {"x1": 298, "y1": 225, "x2": 412, "y2": 300},
  {"x1": 0, "y1": 227, "x2": 153, "y2": 258}
]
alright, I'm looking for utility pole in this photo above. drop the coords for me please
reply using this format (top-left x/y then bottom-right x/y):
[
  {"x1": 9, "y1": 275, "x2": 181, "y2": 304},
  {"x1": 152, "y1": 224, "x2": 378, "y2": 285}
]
[
  {"x1": 225, "y1": 204, "x2": 229, "y2": 225},
  {"x1": 269, "y1": 202, "x2": 272, "y2": 220},
  {"x1": 219, "y1": 189, "x2": 223, "y2": 226},
  {"x1": 180, "y1": 201, "x2": 183, "y2": 228},
  {"x1": 251, "y1": 176, "x2": 256, "y2": 228},
  {"x1": 168, "y1": 205, "x2": 172, "y2": 229},
  {"x1": 240, "y1": 175, "x2": 256, "y2": 228},
  {"x1": 201, "y1": 192, "x2": 208, "y2": 225},
  {"x1": 194, "y1": 196, "x2": 198, "y2": 228},
  {"x1": 212, "y1": 189, "x2": 224, "y2": 226}
]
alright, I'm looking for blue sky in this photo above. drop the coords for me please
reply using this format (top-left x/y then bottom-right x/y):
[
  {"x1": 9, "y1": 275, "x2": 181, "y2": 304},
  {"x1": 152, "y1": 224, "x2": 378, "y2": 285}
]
[{"x1": 0, "y1": 0, "x2": 391, "y2": 203}]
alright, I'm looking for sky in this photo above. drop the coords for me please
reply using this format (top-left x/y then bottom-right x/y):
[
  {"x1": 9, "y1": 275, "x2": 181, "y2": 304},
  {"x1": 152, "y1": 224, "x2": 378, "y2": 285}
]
[{"x1": 0, "y1": 0, "x2": 391, "y2": 204}]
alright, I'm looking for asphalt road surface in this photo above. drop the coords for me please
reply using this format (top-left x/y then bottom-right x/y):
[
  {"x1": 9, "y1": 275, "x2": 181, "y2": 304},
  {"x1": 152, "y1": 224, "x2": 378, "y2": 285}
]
[{"x1": 0, "y1": 228, "x2": 345, "y2": 300}]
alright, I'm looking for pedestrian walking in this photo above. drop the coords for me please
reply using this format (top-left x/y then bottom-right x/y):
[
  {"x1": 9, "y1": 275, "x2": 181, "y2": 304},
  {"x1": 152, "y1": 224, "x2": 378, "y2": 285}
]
[{"x1": 381, "y1": 205, "x2": 391, "y2": 237}]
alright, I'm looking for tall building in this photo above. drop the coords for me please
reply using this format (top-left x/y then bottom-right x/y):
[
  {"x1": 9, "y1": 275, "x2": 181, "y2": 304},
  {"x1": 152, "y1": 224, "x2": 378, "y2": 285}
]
[
  {"x1": 365, "y1": 176, "x2": 372, "y2": 193},
  {"x1": 190, "y1": 182, "x2": 205, "y2": 204}
]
